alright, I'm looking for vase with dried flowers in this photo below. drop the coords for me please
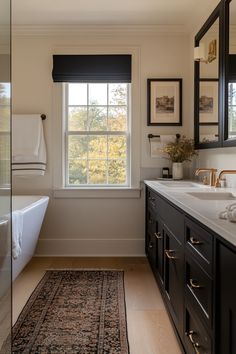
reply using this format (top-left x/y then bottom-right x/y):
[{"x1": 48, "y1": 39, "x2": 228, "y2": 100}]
[{"x1": 162, "y1": 136, "x2": 197, "y2": 180}]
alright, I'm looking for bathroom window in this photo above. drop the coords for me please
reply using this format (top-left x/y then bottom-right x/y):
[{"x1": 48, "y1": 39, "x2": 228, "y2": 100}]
[
  {"x1": 64, "y1": 83, "x2": 130, "y2": 187},
  {"x1": 0, "y1": 83, "x2": 11, "y2": 187}
]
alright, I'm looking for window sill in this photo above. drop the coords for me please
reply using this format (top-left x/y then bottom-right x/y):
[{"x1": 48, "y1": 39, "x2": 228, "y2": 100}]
[{"x1": 53, "y1": 187, "x2": 142, "y2": 199}]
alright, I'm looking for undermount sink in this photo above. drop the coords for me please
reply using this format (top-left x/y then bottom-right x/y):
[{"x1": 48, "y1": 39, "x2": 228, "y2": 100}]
[
  {"x1": 155, "y1": 181, "x2": 203, "y2": 188},
  {"x1": 187, "y1": 192, "x2": 236, "y2": 200}
]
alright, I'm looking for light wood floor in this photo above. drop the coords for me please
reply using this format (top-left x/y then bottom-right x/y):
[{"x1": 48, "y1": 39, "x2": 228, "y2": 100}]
[{"x1": 13, "y1": 257, "x2": 182, "y2": 354}]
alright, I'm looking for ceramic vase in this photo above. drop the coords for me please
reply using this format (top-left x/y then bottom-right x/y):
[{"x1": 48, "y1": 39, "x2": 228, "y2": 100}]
[{"x1": 172, "y1": 162, "x2": 183, "y2": 180}]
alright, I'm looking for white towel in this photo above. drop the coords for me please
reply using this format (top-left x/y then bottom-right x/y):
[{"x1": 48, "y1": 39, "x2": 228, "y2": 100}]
[
  {"x1": 150, "y1": 135, "x2": 176, "y2": 158},
  {"x1": 12, "y1": 115, "x2": 42, "y2": 157},
  {"x1": 219, "y1": 203, "x2": 236, "y2": 223},
  {"x1": 160, "y1": 135, "x2": 176, "y2": 143},
  {"x1": 12, "y1": 210, "x2": 23, "y2": 259},
  {"x1": 200, "y1": 134, "x2": 218, "y2": 142},
  {"x1": 12, "y1": 114, "x2": 47, "y2": 176}
]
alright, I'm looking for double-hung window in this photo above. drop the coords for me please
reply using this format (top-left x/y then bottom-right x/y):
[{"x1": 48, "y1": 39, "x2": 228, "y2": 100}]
[
  {"x1": 64, "y1": 82, "x2": 130, "y2": 186},
  {"x1": 52, "y1": 54, "x2": 133, "y2": 189}
]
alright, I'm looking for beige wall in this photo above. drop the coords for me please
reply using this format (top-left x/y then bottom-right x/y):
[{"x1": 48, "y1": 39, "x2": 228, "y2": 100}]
[{"x1": 12, "y1": 29, "x2": 193, "y2": 256}]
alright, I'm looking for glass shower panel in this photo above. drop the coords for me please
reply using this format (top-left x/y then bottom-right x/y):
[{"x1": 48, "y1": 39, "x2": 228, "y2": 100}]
[{"x1": 0, "y1": 0, "x2": 11, "y2": 351}]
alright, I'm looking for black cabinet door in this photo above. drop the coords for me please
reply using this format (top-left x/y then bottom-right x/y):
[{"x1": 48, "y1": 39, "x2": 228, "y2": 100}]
[
  {"x1": 184, "y1": 302, "x2": 212, "y2": 354},
  {"x1": 146, "y1": 208, "x2": 164, "y2": 283},
  {"x1": 146, "y1": 229, "x2": 156, "y2": 270},
  {"x1": 164, "y1": 224, "x2": 184, "y2": 335},
  {"x1": 155, "y1": 213, "x2": 164, "y2": 284},
  {"x1": 217, "y1": 243, "x2": 236, "y2": 354}
]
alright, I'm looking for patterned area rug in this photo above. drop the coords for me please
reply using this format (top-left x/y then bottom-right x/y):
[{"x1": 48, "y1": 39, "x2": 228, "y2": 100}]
[{"x1": 11, "y1": 270, "x2": 130, "y2": 354}]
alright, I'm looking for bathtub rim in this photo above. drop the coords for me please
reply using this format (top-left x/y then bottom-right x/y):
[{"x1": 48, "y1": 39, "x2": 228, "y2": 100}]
[{"x1": 12, "y1": 195, "x2": 49, "y2": 213}]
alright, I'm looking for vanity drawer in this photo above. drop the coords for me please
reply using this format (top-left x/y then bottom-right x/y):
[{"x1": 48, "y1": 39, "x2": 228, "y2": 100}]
[
  {"x1": 184, "y1": 303, "x2": 212, "y2": 354},
  {"x1": 185, "y1": 217, "x2": 213, "y2": 275},
  {"x1": 185, "y1": 251, "x2": 212, "y2": 328}
]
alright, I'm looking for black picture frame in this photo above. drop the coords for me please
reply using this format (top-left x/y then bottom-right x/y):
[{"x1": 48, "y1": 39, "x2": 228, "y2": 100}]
[
  {"x1": 147, "y1": 78, "x2": 182, "y2": 126},
  {"x1": 199, "y1": 78, "x2": 219, "y2": 125}
]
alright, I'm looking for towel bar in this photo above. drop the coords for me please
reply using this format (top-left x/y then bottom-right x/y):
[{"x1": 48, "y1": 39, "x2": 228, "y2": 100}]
[{"x1": 148, "y1": 133, "x2": 181, "y2": 140}]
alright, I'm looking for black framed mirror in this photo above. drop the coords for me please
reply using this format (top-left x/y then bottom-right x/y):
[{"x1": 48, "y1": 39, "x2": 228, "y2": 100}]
[
  {"x1": 194, "y1": 2, "x2": 223, "y2": 149},
  {"x1": 224, "y1": 0, "x2": 236, "y2": 146}
]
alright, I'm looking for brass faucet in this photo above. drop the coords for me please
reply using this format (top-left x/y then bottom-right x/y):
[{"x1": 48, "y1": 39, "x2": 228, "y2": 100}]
[
  {"x1": 195, "y1": 168, "x2": 217, "y2": 186},
  {"x1": 215, "y1": 170, "x2": 236, "y2": 187},
  {"x1": 219, "y1": 170, "x2": 236, "y2": 180}
]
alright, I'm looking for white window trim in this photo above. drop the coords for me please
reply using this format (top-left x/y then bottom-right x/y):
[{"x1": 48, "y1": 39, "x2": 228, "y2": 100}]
[{"x1": 52, "y1": 46, "x2": 141, "y2": 198}]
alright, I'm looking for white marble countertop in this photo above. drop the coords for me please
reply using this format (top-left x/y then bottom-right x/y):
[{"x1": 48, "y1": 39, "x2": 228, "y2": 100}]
[{"x1": 144, "y1": 180, "x2": 236, "y2": 247}]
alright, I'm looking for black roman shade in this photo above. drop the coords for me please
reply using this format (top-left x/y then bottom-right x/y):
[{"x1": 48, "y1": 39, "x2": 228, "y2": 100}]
[{"x1": 52, "y1": 54, "x2": 132, "y2": 83}]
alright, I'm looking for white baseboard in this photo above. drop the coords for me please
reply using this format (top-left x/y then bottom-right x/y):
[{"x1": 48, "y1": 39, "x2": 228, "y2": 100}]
[{"x1": 35, "y1": 238, "x2": 145, "y2": 257}]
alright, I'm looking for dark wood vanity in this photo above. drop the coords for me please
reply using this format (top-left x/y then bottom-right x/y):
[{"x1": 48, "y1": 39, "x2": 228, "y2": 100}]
[{"x1": 145, "y1": 185, "x2": 236, "y2": 354}]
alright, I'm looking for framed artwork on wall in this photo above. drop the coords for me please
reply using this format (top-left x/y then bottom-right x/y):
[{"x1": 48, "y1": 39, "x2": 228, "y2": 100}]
[
  {"x1": 147, "y1": 78, "x2": 182, "y2": 126},
  {"x1": 199, "y1": 79, "x2": 218, "y2": 125}
]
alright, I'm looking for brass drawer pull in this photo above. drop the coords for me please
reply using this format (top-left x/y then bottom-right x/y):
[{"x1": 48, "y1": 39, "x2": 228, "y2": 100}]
[
  {"x1": 154, "y1": 232, "x2": 162, "y2": 239},
  {"x1": 165, "y1": 249, "x2": 177, "y2": 259},
  {"x1": 148, "y1": 196, "x2": 155, "y2": 202},
  {"x1": 189, "y1": 278, "x2": 202, "y2": 289},
  {"x1": 148, "y1": 196, "x2": 156, "y2": 207},
  {"x1": 148, "y1": 242, "x2": 153, "y2": 249},
  {"x1": 185, "y1": 331, "x2": 201, "y2": 354},
  {"x1": 190, "y1": 236, "x2": 202, "y2": 245}
]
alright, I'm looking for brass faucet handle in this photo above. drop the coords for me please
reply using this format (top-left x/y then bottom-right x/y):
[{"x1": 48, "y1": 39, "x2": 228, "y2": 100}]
[{"x1": 214, "y1": 177, "x2": 221, "y2": 188}]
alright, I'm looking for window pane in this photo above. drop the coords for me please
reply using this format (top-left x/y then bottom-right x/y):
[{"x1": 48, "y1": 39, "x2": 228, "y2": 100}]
[
  {"x1": 68, "y1": 135, "x2": 88, "y2": 159},
  {"x1": 109, "y1": 84, "x2": 127, "y2": 105},
  {"x1": 0, "y1": 134, "x2": 10, "y2": 186},
  {"x1": 68, "y1": 83, "x2": 87, "y2": 105},
  {"x1": 228, "y1": 83, "x2": 236, "y2": 138},
  {"x1": 0, "y1": 107, "x2": 10, "y2": 131},
  {"x1": 88, "y1": 107, "x2": 107, "y2": 131},
  {"x1": 228, "y1": 83, "x2": 236, "y2": 105},
  {"x1": 88, "y1": 136, "x2": 107, "y2": 158},
  {"x1": 0, "y1": 83, "x2": 10, "y2": 104},
  {"x1": 0, "y1": 84, "x2": 10, "y2": 132},
  {"x1": 89, "y1": 84, "x2": 107, "y2": 105},
  {"x1": 88, "y1": 160, "x2": 107, "y2": 184},
  {"x1": 108, "y1": 136, "x2": 126, "y2": 158},
  {"x1": 68, "y1": 107, "x2": 87, "y2": 131},
  {"x1": 68, "y1": 159, "x2": 87, "y2": 185},
  {"x1": 108, "y1": 160, "x2": 126, "y2": 184},
  {"x1": 108, "y1": 107, "x2": 127, "y2": 131},
  {"x1": 228, "y1": 105, "x2": 236, "y2": 135}
]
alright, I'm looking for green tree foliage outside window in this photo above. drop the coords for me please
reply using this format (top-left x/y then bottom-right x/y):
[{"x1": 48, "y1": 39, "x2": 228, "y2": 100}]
[
  {"x1": 66, "y1": 83, "x2": 129, "y2": 186},
  {"x1": 0, "y1": 83, "x2": 10, "y2": 186},
  {"x1": 228, "y1": 83, "x2": 236, "y2": 135}
]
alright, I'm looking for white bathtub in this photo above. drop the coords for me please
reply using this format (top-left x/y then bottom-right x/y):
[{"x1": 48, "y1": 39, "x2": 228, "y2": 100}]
[{"x1": 12, "y1": 195, "x2": 49, "y2": 281}]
